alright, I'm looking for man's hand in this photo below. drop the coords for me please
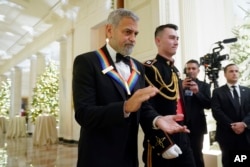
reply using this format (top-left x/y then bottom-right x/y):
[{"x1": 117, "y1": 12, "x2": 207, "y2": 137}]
[
  {"x1": 182, "y1": 77, "x2": 192, "y2": 89},
  {"x1": 231, "y1": 122, "x2": 246, "y2": 134},
  {"x1": 189, "y1": 81, "x2": 199, "y2": 94},
  {"x1": 124, "y1": 86, "x2": 159, "y2": 113},
  {"x1": 162, "y1": 144, "x2": 182, "y2": 159},
  {"x1": 156, "y1": 114, "x2": 190, "y2": 134}
]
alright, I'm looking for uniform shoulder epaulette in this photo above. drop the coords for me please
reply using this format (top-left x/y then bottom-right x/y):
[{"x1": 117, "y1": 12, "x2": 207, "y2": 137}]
[{"x1": 143, "y1": 59, "x2": 157, "y2": 67}]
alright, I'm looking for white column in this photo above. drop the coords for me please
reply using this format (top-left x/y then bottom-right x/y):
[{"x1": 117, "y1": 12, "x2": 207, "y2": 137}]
[
  {"x1": 36, "y1": 52, "x2": 46, "y2": 77},
  {"x1": 178, "y1": 0, "x2": 231, "y2": 69},
  {"x1": 10, "y1": 67, "x2": 22, "y2": 117},
  {"x1": 28, "y1": 53, "x2": 46, "y2": 101},
  {"x1": 27, "y1": 56, "x2": 36, "y2": 133},
  {"x1": 27, "y1": 54, "x2": 46, "y2": 133},
  {"x1": 157, "y1": 0, "x2": 183, "y2": 72},
  {"x1": 178, "y1": 0, "x2": 199, "y2": 66},
  {"x1": 58, "y1": 32, "x2": 76, "y2": 141},
  {"x1": 29, "y1": 56, "x2": 37, "y2": 101}
]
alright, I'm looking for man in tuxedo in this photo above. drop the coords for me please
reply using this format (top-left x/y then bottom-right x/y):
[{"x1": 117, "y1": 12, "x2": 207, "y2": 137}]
[
  {"x1": 211, "y1": 63, "x2": 250, "y2": 167},
  {"x1": 182, "y1": 59, "x2": 211, "y2": 167},
  {"x1": 72, "y1": 9, "x2": 189, "y2": 167}
]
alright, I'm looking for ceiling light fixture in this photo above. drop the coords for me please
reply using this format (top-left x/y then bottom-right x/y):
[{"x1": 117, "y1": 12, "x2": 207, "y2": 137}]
[
  {"x1": 0, "y1": 14, "x2": 5, "y2": 21},
  {"x1": 21, "y1": 25, "x2": 34, "y2": 35},
  {"x1": 0, "y1": 1, "x2": 24, "y2": 10},
  {"x1": 6, "y1": 32, "x2": 15, "y2": 36}
]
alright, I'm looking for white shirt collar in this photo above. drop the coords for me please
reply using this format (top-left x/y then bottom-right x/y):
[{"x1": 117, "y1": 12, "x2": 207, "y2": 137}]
[
  {"x1": 106, "y1": 42, "x2": 116, "y2": 63},
  {"x1": 227, "y1": 83, "x2": 239, "y2": 88},
  {"x1": 106, "y1": 43, "x2": 131, "y2": 81}
]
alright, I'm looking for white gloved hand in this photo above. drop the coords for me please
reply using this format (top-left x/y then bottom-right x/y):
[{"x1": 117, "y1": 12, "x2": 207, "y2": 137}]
[{"x1": 162, "y1": 144, "x2": 182, "y2": 159}]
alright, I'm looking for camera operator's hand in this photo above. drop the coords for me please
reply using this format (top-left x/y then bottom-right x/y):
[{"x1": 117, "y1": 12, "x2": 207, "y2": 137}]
[
  {"x1": 189, "y1": 81, "x2": 199, "y2": 94},
  {"x1": 182, "y1": 77, "x2": 192, "y2": 89}
]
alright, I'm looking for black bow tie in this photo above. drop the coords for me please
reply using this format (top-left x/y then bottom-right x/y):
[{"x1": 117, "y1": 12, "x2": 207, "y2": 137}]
[{"x1": 116, "y1": 53, "x2": 130, "y2": 65}]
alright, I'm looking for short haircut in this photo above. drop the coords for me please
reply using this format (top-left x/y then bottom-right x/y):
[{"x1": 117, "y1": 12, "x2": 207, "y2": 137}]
[
  {"x1": 224, "y1": 63, "x2": 237, "y2": 73},
  {"x1": 186, "y1": 59, "x2": 200, "y2": 67},
  {"x1": 107, "y1": 8, "x2": 139, "y2": 27},
  {"x1": 154, "y1": 24, "x2": 178, "y2": 37}
]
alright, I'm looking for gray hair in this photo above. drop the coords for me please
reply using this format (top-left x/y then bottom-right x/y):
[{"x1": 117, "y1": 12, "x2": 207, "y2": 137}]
[{"x1": 107, "y1": 8, "x2": 139, "y2": 27}]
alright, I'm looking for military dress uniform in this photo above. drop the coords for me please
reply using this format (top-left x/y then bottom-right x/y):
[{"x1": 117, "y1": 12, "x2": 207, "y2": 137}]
[{"x1": 140, "y1": 55, "x2": 196, "y2": 167}]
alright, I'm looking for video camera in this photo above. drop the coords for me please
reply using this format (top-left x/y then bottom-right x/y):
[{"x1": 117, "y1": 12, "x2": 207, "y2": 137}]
[{"x1": 200, "y1": 38, "x2": 237, "y2": 88}]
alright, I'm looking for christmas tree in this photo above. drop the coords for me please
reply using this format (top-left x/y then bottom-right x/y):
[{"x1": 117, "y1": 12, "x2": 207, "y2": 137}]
[
  {"x1": 230, "y1": 7, "x2": 250, "y2": 86},
  {"x1": 29, "y1": 61, "x2": 59, "y2": 122},
  {"x1": 0, "y1": 79, "x2": 11, "y2": 118}
]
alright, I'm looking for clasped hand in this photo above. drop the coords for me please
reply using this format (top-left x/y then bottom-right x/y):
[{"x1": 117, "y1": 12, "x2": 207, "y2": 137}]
[{"x1": 231, "y1": 122, "x2": 246, "y2": 134}]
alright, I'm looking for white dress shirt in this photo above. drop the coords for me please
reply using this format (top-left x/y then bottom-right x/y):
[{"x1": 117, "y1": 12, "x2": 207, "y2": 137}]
[{"x1": 106, "y1": 43, "x2": 131, "y2": 81}]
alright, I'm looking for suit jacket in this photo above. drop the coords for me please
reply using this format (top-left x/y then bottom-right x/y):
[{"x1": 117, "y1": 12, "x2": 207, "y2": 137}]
[
  {"x1": 211, "y1": 84, "x2": 250, "y2": 145},
  {"x1": 72, "y1": 45, "x2": 158, "y2": 167},
  {"x1": 184, "y1": 79, "x2": 211, "y2": 135}
]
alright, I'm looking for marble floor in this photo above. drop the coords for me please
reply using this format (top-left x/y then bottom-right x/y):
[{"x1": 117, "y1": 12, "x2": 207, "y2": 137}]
[{"x1": 0, "y1": 134, "x2": 78, "y2": 167}]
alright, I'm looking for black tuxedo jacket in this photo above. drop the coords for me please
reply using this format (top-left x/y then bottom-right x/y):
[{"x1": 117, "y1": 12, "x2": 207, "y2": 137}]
[
  {"x1": 73, "y1": 45, "x2": 158, "y2": 167},
  {"x1": 212, "y1": 84, "x2": 250, "y2": 145},
  {"x1": 184, "y1": 79, "x2": 211, "y2": 135}
]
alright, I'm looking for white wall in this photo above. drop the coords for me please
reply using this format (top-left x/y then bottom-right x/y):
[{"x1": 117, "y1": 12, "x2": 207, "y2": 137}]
[{"x1": 5, "y1": 0, "x2": 247, "y2": 166}]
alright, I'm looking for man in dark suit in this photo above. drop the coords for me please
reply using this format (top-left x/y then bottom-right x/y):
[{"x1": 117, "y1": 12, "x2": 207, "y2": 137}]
[
  {"x1": 72, "y1": 9, "x2": 189, "y2": 167},
  {"x1": 182, "y1": 59, "x2": 211, "y2": 167},
  {"x1": 212, "y1": 63, "x2": 250, "y2": 167},
  {"x1": 141, "y1": 24, "x2": 196, "y2": 167}
]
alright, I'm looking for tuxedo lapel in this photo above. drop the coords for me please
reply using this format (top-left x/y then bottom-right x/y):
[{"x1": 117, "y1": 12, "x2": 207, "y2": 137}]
[
  {"x1": 239, "y1": 86, "x2": 246, "y2": 105},
  {"x1": 111, "y1": 77, "x2": 128, "y2": 99},
  {"x1": 97, "y1": 46, "x2": 142, "y2": 100},
  {"x1": 133, "y1": 77, "x2": 140, "y2": 92},
  {"x1": 239, "y1": 86, "x2": 247, "y2": 118},
  {"x1": 99, "y1": 46, "x2": 128, "y2": 99}
]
